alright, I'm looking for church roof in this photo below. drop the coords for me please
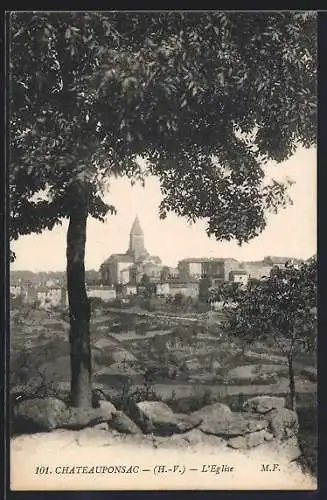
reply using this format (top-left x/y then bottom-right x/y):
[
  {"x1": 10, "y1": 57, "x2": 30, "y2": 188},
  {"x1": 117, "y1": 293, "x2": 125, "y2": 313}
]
[
  {"x1": 101, "y1": 253, "x2": 134, "y2": 266},
  {"x1": 130, "y1": 216, "x2": 143, "y2": 235}
]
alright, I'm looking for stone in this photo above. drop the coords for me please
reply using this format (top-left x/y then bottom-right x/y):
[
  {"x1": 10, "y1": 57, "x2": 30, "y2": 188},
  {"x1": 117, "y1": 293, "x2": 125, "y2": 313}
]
[
  {"x1": 109, "y1": 411, "x2": 142, "y2": 435},
  {"x1": 199, "y1": 411, "x2": 267, "y2": 438},
  {"x1": 281, "y1": 436, "x2": 302, "y2": 461},
  {"x1": 134, "y1": 401, "x2": 202, "y2": 436},
  {"x1": 267, "y1": 408, "x2": 299, "y2": 440},
  {"x1": 242, "y1": 396, "x2": 286, "y2": 414},
  {"x1": 264, "y1": 431, "x2": 274, "y2": 442},
  {"x1": 247, "y1": 419, "x2": 269, "y2": 433},
  {"x1": 192, "y1": 402, "x2": 232, "y2": 423},
  {"x1": 98, "y1": 400, "x2": 117, "y2": 419},
  {"x1": 13, "y1": 397, "x2": 68, "y2": 432},
  {"x1": 61, "y1": 407, "x2": 114, "y2": 430},
  {"x1": 246, "y1": 429, "x2": 266, "y2": 448},
  {"x1": 92, "y1": 388, "x2": 108, "y2": 407},
  {"x1": 228, "y1": 436, "x2": 247, "y2": 449}
]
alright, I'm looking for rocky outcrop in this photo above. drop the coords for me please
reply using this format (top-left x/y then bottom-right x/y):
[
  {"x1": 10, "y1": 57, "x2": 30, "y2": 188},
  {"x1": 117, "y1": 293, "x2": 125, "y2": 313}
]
[{"x1": 242, "y1": 396, "x2": 286, "y2": 414}]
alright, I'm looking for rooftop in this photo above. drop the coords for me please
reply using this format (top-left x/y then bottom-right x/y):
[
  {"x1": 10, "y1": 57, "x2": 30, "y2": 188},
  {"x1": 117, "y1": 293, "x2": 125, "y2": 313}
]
[
  {"x1": 101, "y1": 253, "x2": 135, "y2": 265},
  {"x1": 179, "y1": 257, "x2": 238, "y2": 264}
]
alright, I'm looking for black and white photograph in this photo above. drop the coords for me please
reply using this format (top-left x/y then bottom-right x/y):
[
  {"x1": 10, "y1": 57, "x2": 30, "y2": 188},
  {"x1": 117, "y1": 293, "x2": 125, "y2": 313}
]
[{"x1": 8, "y1": 10, "x2": 317, "y2": 490}]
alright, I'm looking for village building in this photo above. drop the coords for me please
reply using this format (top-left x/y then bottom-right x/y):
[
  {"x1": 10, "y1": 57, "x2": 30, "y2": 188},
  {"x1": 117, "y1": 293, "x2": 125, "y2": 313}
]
[
  {"x1": 167, "y1": 279, "x2": 199, "y2": 299},
  {"x1": 178, "y1": 257, "x2": 240, "y2": 282},
  {"x1": 229, "y1": 269, "x2": 249, "y2": 286}
]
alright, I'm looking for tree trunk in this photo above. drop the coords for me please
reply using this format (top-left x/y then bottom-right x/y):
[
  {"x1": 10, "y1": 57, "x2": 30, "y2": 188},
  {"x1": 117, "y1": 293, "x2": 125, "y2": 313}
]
[
  {"x1": 66, "y1": 183, "x2": 92, "y2": 408},
  {"x1": 287, "y1": 354, "x2": 296, "y2": 411}
]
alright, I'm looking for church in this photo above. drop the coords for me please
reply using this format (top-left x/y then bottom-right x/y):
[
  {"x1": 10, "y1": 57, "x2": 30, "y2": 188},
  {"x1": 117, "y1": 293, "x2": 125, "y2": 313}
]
[{"x1": 100, "y1": 216, "x2": 162, "y2": 286}]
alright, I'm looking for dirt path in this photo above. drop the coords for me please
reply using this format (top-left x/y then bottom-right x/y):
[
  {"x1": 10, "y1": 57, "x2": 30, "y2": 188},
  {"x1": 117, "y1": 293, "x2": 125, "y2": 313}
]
[{"x1": 10, "y1": 429, "x2": 316, "y2": 491}]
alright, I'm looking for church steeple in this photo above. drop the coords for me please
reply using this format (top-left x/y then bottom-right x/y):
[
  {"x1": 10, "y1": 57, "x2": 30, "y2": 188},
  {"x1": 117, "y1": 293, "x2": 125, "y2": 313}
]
[
  {"x1": 130, "y1": 215, "x2": 143, "y2": 236},
  {"x1": 128, "y1": 216, "x2": 147, "y2": 261}
]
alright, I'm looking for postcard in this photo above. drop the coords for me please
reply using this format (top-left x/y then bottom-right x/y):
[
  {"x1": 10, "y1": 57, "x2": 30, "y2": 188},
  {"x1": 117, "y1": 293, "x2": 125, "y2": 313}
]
[{"x1": 8, "y1": 10, "x2": 317, "y2": 491}]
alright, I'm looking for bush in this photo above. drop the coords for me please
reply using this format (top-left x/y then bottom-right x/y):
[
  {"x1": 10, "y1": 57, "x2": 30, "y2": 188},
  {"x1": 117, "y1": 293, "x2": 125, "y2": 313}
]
[{"x1": 112, "y1": 376, "x2": 162, "y2": 413}]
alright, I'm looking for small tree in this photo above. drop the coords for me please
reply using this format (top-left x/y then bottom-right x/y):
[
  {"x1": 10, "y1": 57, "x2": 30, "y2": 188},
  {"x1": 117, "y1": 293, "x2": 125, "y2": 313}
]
[
  {"x1": 140, "y1": 274, "x2": 156, "y2": 298},
  {"x1": 221, "y1": 258, "x2": 317, "y2": 411}
]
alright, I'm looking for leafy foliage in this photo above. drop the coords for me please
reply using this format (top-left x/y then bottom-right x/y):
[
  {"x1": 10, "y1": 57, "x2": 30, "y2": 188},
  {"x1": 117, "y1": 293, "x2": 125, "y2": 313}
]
[
  {"x1": 139, "y1": 274, "x2": 156, "y2": 298},
  {"x1": 10, "y1": 11, "x2": 316, "y2": 245},
  {"x1": 221, "y1": 258, "x2": 317, "y2": 356},
  {"x1": 220, "y1": 257, "x2": 317, "y2": 409}
]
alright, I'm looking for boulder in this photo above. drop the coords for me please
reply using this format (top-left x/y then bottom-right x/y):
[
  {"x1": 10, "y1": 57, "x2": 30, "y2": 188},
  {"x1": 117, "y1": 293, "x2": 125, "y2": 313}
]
[
  {"x1": 267, "y1": 408, "x2": 299, "y2": 440},
  {"x1": 192, "y1": 402, "x2": 232, "y2": 423},
  {"x1": 228, "y1": 436, "x2": 247, "y2": 449},
  {"x1": 246, "y1": 429, "x2": 266, "y2": 448},
  {"x1": 92, "y1": 388, "x2": 108, "y2": 407},
  {"x1": 133, "y1": 401, "x2": 202, "y2": 436},
  {"x1": 281, "y1": 436, "x2": 302, "y2": 461},
  {"x1": 98, "y1": 400, "x2": 117, "y2": 419},
  {"x1": 13, "y1": 397, "x2": 68, "y2": 432},
  {"x1": 109, "y1": 411, "x2": 142, "y2": 435},
  {"x1": 61, "y1": 407, "x2": 115, "y2": 430},
  {"x1": 242, "y1": 396, "x2": 286, "y2": 414},
  {"x1": 199, "y1": 411, "x2": 268, "y2": 437}
]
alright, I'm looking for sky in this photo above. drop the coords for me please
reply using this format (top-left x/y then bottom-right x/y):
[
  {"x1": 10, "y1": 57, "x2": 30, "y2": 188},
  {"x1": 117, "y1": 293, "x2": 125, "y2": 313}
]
[{"x1": 11, "y1": 146, "x2": 316, "y2": 272}]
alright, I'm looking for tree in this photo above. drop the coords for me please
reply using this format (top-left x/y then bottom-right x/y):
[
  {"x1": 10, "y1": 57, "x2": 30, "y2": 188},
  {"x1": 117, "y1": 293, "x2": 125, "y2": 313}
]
[
  {"x1": 139, "y1": 273, "x2": 156, "y2": 298},
  {"x1": 220, "y1": 258, "x2": 317, "y2": 410},
  {"x1": 9, "y1": 12, "x2": 316, "y2": 407}
]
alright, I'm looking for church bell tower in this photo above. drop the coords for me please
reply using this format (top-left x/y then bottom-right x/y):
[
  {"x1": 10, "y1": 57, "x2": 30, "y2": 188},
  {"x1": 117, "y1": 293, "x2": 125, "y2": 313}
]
[{"x1": 128, "y1": 216, "x2": 147, "y2": 261}]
